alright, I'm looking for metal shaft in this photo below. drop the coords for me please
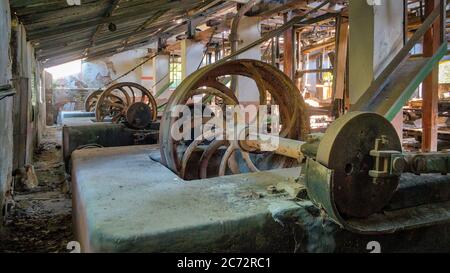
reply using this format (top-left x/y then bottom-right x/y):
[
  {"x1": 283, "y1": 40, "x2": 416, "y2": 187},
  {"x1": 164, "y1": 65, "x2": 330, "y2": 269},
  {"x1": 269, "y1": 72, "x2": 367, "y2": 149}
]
[
  {"x1": 242, "y1": 135, "x2": 305, "y2": 160},
  {"x1": 403, "y1": 152, "x2": 450, "y2": 174}
]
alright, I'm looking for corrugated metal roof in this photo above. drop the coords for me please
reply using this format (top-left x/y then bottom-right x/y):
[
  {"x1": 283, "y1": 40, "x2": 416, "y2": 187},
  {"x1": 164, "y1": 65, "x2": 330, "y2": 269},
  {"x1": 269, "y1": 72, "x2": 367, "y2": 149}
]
[{"x1": 10, "y1": 0, "x2": 234, "y2": 67}]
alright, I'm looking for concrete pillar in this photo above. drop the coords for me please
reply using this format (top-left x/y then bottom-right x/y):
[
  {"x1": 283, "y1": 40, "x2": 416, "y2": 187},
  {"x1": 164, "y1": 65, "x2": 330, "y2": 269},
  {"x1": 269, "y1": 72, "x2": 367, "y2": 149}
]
[
  {"x1": 152, "y1": 54, "x2": 170, "y2": 100},
  {"x1": 141, "y1": 61, "x2": 154, "y2": 91},
  {"x1": 142, "y1": 43, "x2": 158, "y2": 91},
  {"x1": 181, "y1": 39, "x2": 204, "y2": 80},
  {"x1": 349, "y1": 0, "x2": 404, "y2": 138},
  {"x1": 235, "y1": 16, "x2": 261, "y2": 104}
]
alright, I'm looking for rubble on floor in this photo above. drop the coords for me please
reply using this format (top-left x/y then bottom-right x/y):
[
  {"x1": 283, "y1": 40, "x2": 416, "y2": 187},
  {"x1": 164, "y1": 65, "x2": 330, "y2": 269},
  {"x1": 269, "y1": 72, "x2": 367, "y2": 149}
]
[{"x1": 0, "y1": 126, "x2": 73, "y2": 253}]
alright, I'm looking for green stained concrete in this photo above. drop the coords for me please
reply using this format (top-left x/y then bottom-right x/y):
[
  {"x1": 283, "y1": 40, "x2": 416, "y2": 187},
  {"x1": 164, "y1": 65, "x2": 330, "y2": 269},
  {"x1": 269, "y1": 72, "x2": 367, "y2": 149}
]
[
  {"x1": 72, "y1": 145, "x2": 450, "y2": 253},
  {"x1": 72, "y1": 145, "x2": 303, "y2": 252}
]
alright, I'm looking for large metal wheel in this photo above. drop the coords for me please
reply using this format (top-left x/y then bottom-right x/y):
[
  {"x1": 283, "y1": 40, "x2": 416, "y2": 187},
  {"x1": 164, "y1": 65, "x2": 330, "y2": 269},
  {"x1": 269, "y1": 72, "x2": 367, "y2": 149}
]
[
  {"x1": 159, "y1": 59, "x2": 309, "y2": 180},
  {"x1": 84, "y1": 89, "x2": 103, "y2": 112},
  {"x1": 95, "y1": 82, "x2": 157, "y2": 124}
]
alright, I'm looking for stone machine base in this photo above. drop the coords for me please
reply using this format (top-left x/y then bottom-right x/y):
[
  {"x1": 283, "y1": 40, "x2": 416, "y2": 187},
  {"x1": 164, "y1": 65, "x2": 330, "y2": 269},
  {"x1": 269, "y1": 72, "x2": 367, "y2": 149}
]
[{"x1": 71, "y1": 145, "x2": 450, "y2": 253}]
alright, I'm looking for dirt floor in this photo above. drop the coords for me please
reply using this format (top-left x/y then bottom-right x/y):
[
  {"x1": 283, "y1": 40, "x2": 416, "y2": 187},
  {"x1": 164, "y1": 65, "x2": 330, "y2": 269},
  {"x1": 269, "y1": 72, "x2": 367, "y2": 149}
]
[{"x1": 0, "y1": 126, "x2": 73, "y2": 253}]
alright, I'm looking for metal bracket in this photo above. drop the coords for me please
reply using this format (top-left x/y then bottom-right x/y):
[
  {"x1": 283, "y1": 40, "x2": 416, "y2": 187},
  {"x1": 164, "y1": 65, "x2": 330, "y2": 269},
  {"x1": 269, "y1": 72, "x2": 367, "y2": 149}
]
[{"x1": 369, "y1": 135, "x2": 404, "y2": 179}]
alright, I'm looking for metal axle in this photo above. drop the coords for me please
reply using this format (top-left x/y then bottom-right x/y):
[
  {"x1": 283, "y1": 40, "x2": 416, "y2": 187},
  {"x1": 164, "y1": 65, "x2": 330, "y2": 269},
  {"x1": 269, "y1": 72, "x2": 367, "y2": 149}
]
[
  {"x1": 242, "y1": 132, "x2": 450, "y2": 177},
  {"x1": 240, "y1": 132, "x2": 322, "y2": 161}
]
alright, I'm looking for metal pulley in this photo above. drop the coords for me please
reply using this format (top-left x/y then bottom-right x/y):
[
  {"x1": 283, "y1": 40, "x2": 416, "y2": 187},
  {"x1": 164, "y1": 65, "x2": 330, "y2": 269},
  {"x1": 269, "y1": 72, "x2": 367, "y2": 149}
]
[
  {"x1": 159, "y1": 59, "x2": 309, "y2": 179},
  {"x1": 94, "y1": 82, "x2": 157, "y2": 127},
  {"x1": 241, "y1": 111, "x2": 450, "y2": 234},
  {"x1": 242, "y1": 112, "x2": 403, "y2": 218},
  {"x1": 311, "y1": 111, "x2": 402, "y2": 218}
]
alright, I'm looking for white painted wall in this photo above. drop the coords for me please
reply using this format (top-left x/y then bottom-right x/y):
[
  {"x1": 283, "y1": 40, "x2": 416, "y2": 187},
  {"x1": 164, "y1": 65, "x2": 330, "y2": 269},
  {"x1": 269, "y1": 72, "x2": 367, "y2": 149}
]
[
  {"x1": 349, "y1": 0, "x2": 404, "y2": 137},
  {"x1": 81, "y1": 48, "x2": 149, "y2": 89},
  {"x1": 235, "y1": 16, "x2": 261, "y2": 103},
  {"x1": 153, "y1": 54, "x2": 170, "y2": 100},
  {"x1": 349, "y1": 0, "x2": 403, "y2": 103},
  {"x1": 181, "y1": 39, "x2": 205, "y2": 79}
]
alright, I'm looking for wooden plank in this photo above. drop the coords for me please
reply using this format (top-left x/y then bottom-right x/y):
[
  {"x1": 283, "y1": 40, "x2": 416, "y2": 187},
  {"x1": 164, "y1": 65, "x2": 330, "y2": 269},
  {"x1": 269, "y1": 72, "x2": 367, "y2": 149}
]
[
  {"x1": 25, "y1": 0, "x2": 217, "y2": 31},
  {"x1": 39, "y1": 0, "x2": 233, "y2": 63},
  {"x1": 33, "y1": 16, "x2": 154, "y2": 46},
  {"x1": 333, "y1": 17, "x2": 349, "y2": 100},
  {"x1": 422, "y1": 0, "x2": 441, "y2": 152},
  {"x1": 301, "y1": 38, "x2": 335, "y2": 54},
  {"x1": 283, "y1": 11, "x2": 295, "y2": 79},
  {"x1": 10, "y1": 0, "x2": 62, "y2": 8},
  {"x1": 12, "y1": 0, "x2": 99, "y2": 16},
  {"x1": 20, "y1": 0, "x2": 110, "y2": 24},
  {"x1": 87, "y1": 0, "x2": 121, "y2": 55},
  {"x1": 122, "y1": 9, "x2": 168, "y2": 47},
  {"x1": 38, "y1": 24, "x2": 164, "y2": 58},
  {"x1": 27, "y1": 0, "x2": 226, "y2": 38},
  {"x1": 28, "y1": 6, "x2": 183, "y2": 41},
  {"x1": 12, "y1": 78, "x2": 29, "y2": 170}
]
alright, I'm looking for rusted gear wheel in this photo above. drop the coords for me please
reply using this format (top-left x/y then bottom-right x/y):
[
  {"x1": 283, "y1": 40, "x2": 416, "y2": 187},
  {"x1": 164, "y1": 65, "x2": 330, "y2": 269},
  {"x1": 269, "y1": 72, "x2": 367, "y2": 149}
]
[
  {"x1": 95, "y1": 82, "x2": 157, "y2": 124},
  {"x1": 159, "y1": 59, "x2": 309, "y2": 180},
  {"x1": 84, "y1": 89, "x2": 103, "y2": 112}
]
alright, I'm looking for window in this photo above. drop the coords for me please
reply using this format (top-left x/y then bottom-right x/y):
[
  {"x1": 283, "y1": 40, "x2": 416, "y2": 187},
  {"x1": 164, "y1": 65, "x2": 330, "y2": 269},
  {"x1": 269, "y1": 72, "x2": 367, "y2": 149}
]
[{"x1": 170, "y1": 55, "x2": 182, "y2": 89}]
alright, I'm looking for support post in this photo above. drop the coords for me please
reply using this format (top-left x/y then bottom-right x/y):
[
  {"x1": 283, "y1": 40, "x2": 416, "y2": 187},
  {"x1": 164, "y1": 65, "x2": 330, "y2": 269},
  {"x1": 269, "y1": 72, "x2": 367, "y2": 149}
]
[
  {"x1": 181, "y1": 39, "x2": 205, "y2": 80},
  {"x1": 349, "y1": 0, "x2": 404, "y2": 139},
  {"x1": 234, "y1": 15, "x2": 261, "y2": 104},
  {"x1": 283, "y1": 11, "x2": 295, "y2": 79},
  {"x1": 422, "y1": 0, "x2": 441, "y2": 152},
  {"x1": 152, "y1": 53, "x2": 170, "y2": 100},
  {"x1": 333, "y1": 16, "x2": 349, "y2": 103}
]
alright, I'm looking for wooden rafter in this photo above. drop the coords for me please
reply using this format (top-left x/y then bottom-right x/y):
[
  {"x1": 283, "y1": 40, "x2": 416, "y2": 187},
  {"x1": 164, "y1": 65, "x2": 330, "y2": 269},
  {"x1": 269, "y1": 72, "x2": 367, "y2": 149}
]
[
  {"x1": 85, "y1": 0, "x2": 121, "y2": 55},
  {"x1": 121, "y1": 9, "x2": 169, "y2": 48}
]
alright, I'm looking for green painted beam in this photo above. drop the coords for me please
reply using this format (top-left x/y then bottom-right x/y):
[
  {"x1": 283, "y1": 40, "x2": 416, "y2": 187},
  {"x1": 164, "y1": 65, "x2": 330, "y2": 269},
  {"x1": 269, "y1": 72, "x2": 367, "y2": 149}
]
[{"x1": 384, "y1": 43, "x2": 447, "y2": 121}]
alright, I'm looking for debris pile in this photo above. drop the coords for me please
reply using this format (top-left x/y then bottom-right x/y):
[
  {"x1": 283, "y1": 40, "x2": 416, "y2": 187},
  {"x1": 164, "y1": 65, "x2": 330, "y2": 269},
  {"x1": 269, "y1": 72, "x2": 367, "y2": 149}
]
[{"x1": 0, "y1": 127, "x2": 73, "y2": 253}]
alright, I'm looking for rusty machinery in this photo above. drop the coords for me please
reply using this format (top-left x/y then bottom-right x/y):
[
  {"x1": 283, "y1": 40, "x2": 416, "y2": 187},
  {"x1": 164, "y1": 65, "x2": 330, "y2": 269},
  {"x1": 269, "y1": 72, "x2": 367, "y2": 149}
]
[
  {"x1": 239, "y1": 111, "x2": 450, "y2": 233},
  {"x1": 64, "y1": 82, "x2": 160, "y2": 173},
  {"x1": 85, "y1": 82, "x2": 158, "y2": 130},
  {"x1": 84, "y1": 89, "x2": 103, "y2": 113},
  {"x1": 159, "y1": 53, "x2": 450, "y2": 234},
  {"x1": 159, "y1": 59, "x2": 309, "y2": 180}
]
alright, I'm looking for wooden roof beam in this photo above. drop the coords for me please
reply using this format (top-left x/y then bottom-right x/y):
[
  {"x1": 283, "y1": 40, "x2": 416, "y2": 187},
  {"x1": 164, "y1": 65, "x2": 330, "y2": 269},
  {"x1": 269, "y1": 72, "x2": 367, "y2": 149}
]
[
  {"x1": 25, "y1": 0, "x2": 207, "y2": 36},
  {"x1": 86, "y1": 0, "x2": 121, "y2": 55},
  {"x1": 121, "y1": 9, "x2": 169, "y2": 47}
]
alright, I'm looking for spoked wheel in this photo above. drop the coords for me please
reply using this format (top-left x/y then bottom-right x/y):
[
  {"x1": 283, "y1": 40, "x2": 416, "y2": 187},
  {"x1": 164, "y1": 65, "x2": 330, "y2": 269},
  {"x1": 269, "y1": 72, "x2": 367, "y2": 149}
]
[
  {"x1": 85, "y1": 90, "x2": 103, "y2": 112},
  {"x1": 95, "y1": 82, "x2": 158, "y2": 125},
  {"x1": 159, "y1": 59, "x2": 309, "y2": 180}
]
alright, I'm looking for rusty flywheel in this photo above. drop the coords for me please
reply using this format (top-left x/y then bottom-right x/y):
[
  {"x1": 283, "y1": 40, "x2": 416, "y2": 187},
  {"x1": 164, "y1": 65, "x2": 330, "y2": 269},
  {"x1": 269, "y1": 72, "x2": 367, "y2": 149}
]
[
  {"x1": 159, "y1": 59, "x2": 309, "y2": 180},
  {"x1": 84, "y1": 89, "x2": 103, "y2": 112},
  {"x1": 95, "y1": 82, "x2": 157, "y2": 128}
]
